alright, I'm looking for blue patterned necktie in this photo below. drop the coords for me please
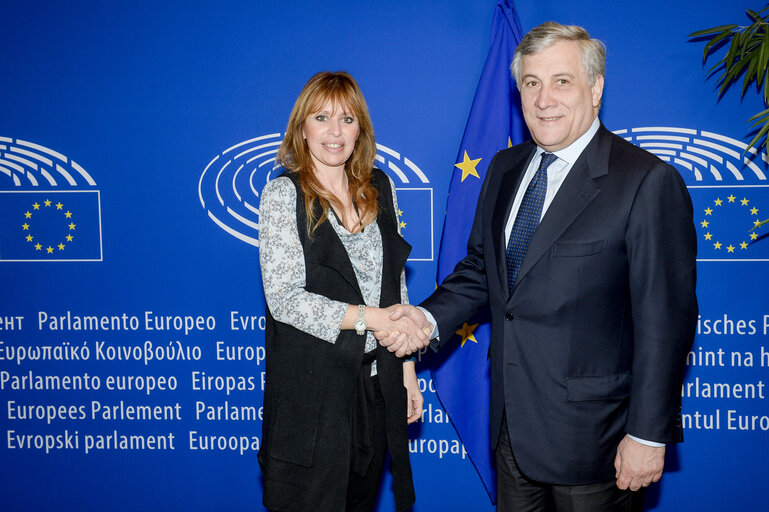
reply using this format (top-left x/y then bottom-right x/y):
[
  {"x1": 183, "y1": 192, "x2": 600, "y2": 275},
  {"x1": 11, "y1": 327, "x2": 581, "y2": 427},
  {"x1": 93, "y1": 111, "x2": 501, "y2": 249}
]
[{"x1": 506, "y1": 152, "x2": 557, "y2": 294}]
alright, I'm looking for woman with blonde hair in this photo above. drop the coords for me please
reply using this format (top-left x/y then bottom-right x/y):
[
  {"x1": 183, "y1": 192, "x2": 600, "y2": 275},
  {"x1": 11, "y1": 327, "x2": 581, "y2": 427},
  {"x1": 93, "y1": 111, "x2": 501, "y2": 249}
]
[{"x1": 258, "y1": 71, "x2": 425, "y2": 512}]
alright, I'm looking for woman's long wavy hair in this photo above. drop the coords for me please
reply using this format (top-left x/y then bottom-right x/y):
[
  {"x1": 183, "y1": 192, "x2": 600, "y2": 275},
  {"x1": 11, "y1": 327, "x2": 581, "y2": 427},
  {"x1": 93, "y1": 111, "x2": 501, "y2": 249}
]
[{"x1": 276, "y1": 71, "x2": 378, "y2": 236}]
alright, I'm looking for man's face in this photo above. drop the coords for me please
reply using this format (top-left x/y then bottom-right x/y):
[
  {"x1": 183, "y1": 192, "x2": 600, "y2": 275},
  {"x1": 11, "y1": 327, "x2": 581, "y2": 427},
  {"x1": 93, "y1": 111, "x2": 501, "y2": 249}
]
[{"x1": 519, "y1": 40, "x2": 604, "y2": 152}]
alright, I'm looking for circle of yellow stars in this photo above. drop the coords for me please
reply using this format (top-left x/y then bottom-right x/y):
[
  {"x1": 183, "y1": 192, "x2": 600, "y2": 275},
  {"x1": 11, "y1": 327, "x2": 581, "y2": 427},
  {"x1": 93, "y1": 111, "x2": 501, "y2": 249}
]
[
  {"x1": 21, "y1": 198, "x2": 76, "y2": 254},
  {"x1": 699, "y1": 194, "x2": 759, "y2": 253}
]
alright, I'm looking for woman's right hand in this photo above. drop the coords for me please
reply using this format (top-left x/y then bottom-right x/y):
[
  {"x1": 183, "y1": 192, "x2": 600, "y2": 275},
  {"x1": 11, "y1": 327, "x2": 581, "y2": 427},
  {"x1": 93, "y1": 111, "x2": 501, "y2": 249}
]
[
  {"x1": 370, "y1": 305, "x2": 432, "y2": 356},
  {"x1": 342, "y1": 304, "x2": 431, "y2": 356}
]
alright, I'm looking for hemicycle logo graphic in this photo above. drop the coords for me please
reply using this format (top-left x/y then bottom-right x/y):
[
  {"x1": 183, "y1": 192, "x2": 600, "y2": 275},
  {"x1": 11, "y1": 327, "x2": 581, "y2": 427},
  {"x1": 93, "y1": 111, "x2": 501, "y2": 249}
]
[
  {"x1": 617, "y1": 127, "x2": 769, "y2": 262},
  {"x1": 199, "y1": 134, "x2": 434, "y2": 261},
  {"x1": 0, "y1": 137, "x2": 102, "y2": 262}
]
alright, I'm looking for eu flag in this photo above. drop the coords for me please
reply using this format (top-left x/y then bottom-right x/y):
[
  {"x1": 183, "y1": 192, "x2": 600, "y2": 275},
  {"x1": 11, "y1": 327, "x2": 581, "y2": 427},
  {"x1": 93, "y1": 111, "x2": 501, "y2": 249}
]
[
  {"x1": 0, "y1": 191, "x2": 102, "y2": 261},
  {"x1": 688, "y1": 187, "x2": 769, "y2": 261},
  {"x1": 430, "y1": 0, "x2": 525, "y2": 502},
  {"x1": 395, "y1": 187, "x2": 434, "y2": 261}
]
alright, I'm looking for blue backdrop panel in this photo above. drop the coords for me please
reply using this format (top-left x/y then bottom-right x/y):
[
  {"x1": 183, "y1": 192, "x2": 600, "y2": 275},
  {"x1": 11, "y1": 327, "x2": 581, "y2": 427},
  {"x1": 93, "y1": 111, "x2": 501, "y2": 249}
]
[{"x1": 1, "y1": 1, "x2": 766, "y2": 511}]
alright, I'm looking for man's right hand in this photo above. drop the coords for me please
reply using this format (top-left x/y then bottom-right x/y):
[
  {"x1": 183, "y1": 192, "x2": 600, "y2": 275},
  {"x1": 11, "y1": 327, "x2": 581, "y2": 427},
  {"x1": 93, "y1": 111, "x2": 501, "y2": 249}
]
[{"x1": 374, "y1": 305, "x2": 433, "y2": 357}]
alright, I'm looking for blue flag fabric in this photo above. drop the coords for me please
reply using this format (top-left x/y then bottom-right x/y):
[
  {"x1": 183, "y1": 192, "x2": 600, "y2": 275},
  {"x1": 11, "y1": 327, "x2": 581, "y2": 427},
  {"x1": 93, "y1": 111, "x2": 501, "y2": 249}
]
[{"x1": 430, "y1": 0, "x2": 525, "y2": 502}]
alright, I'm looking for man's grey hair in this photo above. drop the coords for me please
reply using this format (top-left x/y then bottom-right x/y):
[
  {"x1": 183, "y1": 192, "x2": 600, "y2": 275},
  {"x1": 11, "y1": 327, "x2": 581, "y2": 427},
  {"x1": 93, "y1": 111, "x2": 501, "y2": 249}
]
[{"x1": 511, "y1": 21, "x2": 606, "y2": 89}]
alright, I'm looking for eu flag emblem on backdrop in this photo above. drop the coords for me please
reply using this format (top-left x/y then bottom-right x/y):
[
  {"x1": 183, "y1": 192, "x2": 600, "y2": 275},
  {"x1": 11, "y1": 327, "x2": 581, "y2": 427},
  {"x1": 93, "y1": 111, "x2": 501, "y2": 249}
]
[
  {"x1": 689, "y1": 188, "x2": 769, "y2": 261},
  {"x1": 395, "y1": 188, "x2": 434, "y2": 261},
  {"x1": 0, "y1": 191, "x2": 102, "y2": 261},
  {"x1": 430, "y1": 0, "x2": 525, "y2": 502}
]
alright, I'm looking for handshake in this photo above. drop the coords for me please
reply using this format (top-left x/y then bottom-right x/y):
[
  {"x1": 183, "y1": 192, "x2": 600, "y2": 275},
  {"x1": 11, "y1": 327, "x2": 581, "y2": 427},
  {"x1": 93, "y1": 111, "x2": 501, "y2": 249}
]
[{"x1": 372, "y1": 305, "x2": 434, "y2": 358}]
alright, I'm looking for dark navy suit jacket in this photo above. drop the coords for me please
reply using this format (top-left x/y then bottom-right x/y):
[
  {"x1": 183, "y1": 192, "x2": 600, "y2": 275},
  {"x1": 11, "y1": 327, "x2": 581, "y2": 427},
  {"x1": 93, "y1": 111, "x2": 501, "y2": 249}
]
[{"x1": 422, "y1": 123, "x2": 697, "y2": 485}]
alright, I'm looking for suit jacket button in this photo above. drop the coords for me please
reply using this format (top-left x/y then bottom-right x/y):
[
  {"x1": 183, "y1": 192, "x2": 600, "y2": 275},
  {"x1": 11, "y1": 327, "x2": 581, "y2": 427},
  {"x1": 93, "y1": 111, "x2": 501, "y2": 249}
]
[{"x1": 505, "y1": 314, "x2": 514, "y2": 320}]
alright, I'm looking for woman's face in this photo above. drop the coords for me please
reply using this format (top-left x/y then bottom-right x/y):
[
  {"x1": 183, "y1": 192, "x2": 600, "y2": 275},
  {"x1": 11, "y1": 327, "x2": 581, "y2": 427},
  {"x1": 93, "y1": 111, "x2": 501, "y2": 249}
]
[{"x1": 302, "y1": 99, "x2": 360, "y2": 174}]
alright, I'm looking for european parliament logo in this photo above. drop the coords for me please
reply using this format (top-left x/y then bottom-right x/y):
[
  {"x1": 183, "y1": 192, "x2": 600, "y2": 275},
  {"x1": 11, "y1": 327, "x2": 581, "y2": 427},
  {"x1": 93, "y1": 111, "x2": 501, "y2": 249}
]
[
  {"x1": 0, "y1": 137, "x2": 102, "y2": 262},
  {"x1": 617, "y1": 127, "x2": 769, "y2": 262},
  {"x1": 199, "y1": 134, "x2": 434, "y2": 260}
]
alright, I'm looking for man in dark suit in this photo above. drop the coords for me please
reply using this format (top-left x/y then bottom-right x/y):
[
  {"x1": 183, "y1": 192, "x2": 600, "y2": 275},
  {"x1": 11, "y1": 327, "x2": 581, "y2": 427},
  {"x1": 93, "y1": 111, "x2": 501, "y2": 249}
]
[{"x1": 380, "y1": 21, "x2": 697, "y2": 511}]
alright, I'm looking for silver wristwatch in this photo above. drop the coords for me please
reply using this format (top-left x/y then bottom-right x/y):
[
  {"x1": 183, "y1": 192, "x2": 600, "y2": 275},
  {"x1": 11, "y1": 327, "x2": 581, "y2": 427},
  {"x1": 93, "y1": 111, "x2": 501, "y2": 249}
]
[{"x1": 354, "y1": 304, "x2": 367, "y2": 335}]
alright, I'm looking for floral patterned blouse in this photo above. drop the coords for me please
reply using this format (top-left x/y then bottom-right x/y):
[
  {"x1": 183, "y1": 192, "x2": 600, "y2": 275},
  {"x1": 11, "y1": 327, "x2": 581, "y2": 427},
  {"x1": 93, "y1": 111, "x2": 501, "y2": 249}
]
[{"x1": 259, "y1": 175, "x2": 409, "y2": 376}]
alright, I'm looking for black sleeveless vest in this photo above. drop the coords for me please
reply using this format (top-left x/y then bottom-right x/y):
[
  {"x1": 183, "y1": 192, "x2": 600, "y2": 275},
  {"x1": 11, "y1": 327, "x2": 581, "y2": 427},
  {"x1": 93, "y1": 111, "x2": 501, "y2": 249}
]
[{"x1": 259, "y1": 169, "x2": 415, "y2": 512}]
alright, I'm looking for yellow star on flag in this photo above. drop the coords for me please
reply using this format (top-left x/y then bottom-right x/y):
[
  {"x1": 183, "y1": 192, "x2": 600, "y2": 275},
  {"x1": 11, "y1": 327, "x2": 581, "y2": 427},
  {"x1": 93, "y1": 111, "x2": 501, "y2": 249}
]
[
  {"x1": 56, "y1": 202, "x2": 63, "y2": 210},
  {"x1": 456, "y1": 322, "x2": 479, "y2": 347},
  {"x1": 25, "y1": 211, "x2": 32, "y2": 218},
  {"x1": 44, "y1": 199, "x2": 51, "y2": 207},
  {"x1": 741, "y1": 198, "x2": 749, "y2": 206},
  {"x1": 727, "y1": 245, "x2": 735, "y2": 253},
  {"x1": 455, "y1": 151, "x2": 482, "y2": 182},
  {"x1": 35, "y1": 243, "x2": 42, "y2": 251},
  {"x1": 714, "y1": 198, "x2": 723, "y2": 206},
  {"x1": 704, "y1": 232, "x2": 713, "y2": 240},
  {"x1": 700, "y1": 220, "x2": 709, "y2": 228},
  {"x1": 727, "y1": 195, "x2": 736, "y2": 202},
  {"x1": 740, "y1": 241, "x2": 748, "y2": 249},
  {"x1": 714, "y1": 241, "x2": 722, "y2": 249},
  {"x1": 750, "y1": 207, "x2": 759, "y2": 215},
  {"x1": 704, "y1": 207, "x2": 713, "y2": 215},
  {"x1": 399, "y1": 221, "x2": 406, "y2": 229},
  {"x1": 750, "y1": 232, "x2": 758, "y2": 240}
]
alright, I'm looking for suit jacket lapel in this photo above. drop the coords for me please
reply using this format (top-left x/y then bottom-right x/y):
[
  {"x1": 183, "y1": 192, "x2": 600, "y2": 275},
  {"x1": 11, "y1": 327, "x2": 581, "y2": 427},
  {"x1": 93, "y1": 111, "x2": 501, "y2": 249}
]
[
  {"x1": 491, "y1": 145, "x2": 536, "y2": 293},
  {"x1": 513, "y1": 125, "x2": 613, "y2": 289}
]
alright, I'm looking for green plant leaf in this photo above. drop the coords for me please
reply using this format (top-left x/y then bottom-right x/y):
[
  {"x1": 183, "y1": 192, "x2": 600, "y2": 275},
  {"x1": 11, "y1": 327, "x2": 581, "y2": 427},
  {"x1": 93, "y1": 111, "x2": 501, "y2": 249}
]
[
  {"x1": 739, "y1": 26, "x2": 755, "y2": 60},
  {"x1": 689, "y1": 24, "x2": 739, "y2": 37},
  {"x1": 725, "y1": 31, "x2": 738, "y2": 67},
  {"x1": 750, "y1": 218, "x2": 769, "y2": 231},
  {"x1": 745, "y1": 107, "x2": 769, "y2": 157},
  {"x1": 706, "y1": 59, "x2": 726, "y2": 77},
  {"x1": 743, "y1": 58, "x2": 758, "y2": 95},
  {"x1": 746, "y1": 9, "x2": 763, "y2": 22},
  {"x1": 763, "y1": 68, "x2": 769, "y2": 104},
  {"x1": 725, "y1": 58, "x2": 749, "y2": 89},
  {"x1": 760, "y1": 30, "x2": 769, "y2": 88},
  {"x1": 744, "y1": 119, "x2": 769, "y2": 156},
  {"x1": 747, "y1": 107, "x2": 769, "y2": 123},
  {"x1": 703, "y1": 29, "x2": 733, "y2": 59},
  {"x1": 691, "y1": 8, "x2": 769, "y2": 156}
]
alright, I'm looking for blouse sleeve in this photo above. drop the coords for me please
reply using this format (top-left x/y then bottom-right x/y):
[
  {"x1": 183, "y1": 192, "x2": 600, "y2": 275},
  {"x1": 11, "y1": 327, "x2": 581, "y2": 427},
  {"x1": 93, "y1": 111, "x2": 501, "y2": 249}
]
[
  {"x1": 388, "y1": 175, "x2": 409, "y2": 306},
  {"x1": 258, "y1": 177, "x2": 348, "y2": 343}
]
